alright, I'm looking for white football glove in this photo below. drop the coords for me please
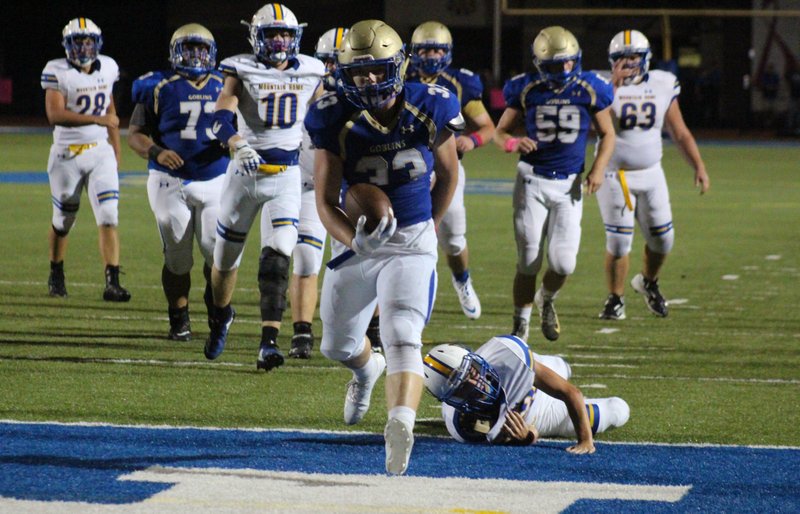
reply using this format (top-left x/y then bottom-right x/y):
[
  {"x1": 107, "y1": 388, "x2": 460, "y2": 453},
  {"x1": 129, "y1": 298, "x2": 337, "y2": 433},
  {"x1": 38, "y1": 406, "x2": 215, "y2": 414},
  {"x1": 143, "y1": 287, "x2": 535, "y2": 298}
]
[
  {"x1": 351, "y1": 215, "x2": 397, "y2": 256},
  {"x1": 233, "y1": 139, "x2": 263, "y2": 175}
]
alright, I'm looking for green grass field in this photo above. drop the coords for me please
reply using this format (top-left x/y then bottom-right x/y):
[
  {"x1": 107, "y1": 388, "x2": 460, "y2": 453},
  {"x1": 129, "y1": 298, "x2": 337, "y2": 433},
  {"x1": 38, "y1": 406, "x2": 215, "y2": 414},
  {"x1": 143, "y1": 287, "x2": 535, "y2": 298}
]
[{"x1": 1, "y1": 133, "x2": 798, "y2": 447}]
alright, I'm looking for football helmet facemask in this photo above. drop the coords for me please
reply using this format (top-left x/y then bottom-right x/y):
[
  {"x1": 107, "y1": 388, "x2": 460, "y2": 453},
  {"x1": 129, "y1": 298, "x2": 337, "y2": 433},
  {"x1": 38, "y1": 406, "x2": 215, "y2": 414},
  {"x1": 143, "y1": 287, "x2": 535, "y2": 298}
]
[
  {"x1": 245, "y1": 3, "x2": 304, "y2": 65},
  {"x1": 608, "y1": 29, "x2": 652, "y2": 85},
  {"x1": 532, "y1": 26, "x2": 582, "y2": 89},
  {"x1": 410, "y1": 21, "x2": 453, "y2": 76},
  {"x1": 170, "y1": 23, "x2": 217, "y2": 79},
  {"x1": 62, "y1": 18, "x2": 103, "y2": 68},
  {"x1": 423, "y1": 344, "x2": 502, "y2": 415},
  {"x1": 337, "y1": 20, "x2": 407, "y2": 110}
]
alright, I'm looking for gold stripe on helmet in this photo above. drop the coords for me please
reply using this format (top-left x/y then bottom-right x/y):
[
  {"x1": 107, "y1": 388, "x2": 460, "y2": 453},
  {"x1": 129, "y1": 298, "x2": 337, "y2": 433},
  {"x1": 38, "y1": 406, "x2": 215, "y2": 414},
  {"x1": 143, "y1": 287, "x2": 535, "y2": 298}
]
[
  {"x1": 624, "y1": 30, "x2": 631, "y2": 45},
  {"x1": 334, "y1": 28, "x2": 344, "y2": 49},
  {"x1": 273, "y1": 3, "x2": 283, "y2": 21},
  {"x1": 424, "y1": 354, "x2": 453, "y2": 377},
  {"x1": 79, "y1": 17, "x2": 86, "y2": 29}
]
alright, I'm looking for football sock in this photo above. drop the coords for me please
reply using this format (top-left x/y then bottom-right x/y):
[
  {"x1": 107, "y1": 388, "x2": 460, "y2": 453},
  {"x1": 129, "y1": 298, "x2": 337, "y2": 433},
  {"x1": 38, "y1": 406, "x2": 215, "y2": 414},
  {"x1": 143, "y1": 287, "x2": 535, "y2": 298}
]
[
  {"x1": 293, "y1": 321, "x2": 312, "y2": 335},
  {"x1": 50, "y1": 261, "x2": 64, "y2": 272},
  {"x1": 388, "y1": 406, "x2": 416, "y2": 431},
  {"x1": 261, "y1": 326, "x2": 279, "y2": 346},
  {"x1": 453, "y1": 269, "x2": 470, "y2": 284},
  {"x1": 352, "y1": 352, "x2": 380, "y2": 382},
  {"x1": 515, "y1": 306, "x2": 532, "y2": 321},
  {"x1": 541, "y1": 287, "x2": 559, "y2": 302}
]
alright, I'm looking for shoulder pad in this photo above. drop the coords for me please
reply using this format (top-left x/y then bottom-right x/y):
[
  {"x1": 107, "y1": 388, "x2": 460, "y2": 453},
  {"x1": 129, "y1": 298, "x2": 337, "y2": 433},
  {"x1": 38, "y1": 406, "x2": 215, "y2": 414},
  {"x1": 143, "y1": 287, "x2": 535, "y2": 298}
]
[{"x1": 131, "y1": 71, "x2": 166, "y2": 104}]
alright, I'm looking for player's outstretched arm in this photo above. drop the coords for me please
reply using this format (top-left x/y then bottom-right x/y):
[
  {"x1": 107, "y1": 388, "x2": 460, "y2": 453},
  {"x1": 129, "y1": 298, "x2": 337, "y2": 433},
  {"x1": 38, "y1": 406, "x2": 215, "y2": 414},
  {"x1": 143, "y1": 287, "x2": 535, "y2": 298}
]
[
  {"x1": 584, "y1": 107, "x2": 616, "y2": 195},
  {"x1": 665, "y1": 100, "x2": 710, "y2": 194},
  {"x1": 533, "y1": 361, "x2": 596, "y2": 454},
  {"x1": 493, "y1": 107, "x2": 537, "y2": 155},
  {"x1": 431, "y1": 131, "x2": 459, "y2": 227}
]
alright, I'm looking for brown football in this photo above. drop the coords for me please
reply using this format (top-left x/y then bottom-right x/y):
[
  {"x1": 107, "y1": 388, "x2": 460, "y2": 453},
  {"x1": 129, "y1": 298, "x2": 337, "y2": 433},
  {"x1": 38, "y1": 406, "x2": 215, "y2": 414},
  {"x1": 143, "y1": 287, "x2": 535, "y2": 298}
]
[{"x1": 343, "y1": 183, "x2": 394, "y2": 233}]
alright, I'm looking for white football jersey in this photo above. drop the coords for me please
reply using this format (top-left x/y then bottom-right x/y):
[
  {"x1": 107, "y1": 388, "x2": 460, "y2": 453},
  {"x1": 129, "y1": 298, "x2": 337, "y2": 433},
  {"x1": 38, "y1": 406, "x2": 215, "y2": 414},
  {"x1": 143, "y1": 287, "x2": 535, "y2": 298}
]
[
  {"x1": 443, "y1": 335, "x2": 538, "y2": 443},
  {"x1": 40, "y1": 55, "x2": 119, "y2": 145},
  {"x1": 609, "y1": 70, "x2": 680, "y2": 170},
  {"x1": 219, "y1": 54, "x2": 324, "y2": 152}
]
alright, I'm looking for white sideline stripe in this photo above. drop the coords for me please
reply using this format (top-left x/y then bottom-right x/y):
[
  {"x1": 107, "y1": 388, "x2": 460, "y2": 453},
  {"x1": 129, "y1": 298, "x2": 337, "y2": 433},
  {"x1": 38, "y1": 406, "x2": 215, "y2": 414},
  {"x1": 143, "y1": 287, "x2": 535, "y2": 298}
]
[
  {"x1": 567, "y1": 345, "x2": 675, "y2": 351},
  {"x1": 571, "y1": 363, "x2": 638, "y2": 368},
  {"x1": 1, "y1": 356, "x2": 792, "y2": 386},
  {"x1": 0, "y1": 279, "x2": 262, "y2": 294},
  {"x1": 1, "y1": 418, "x2": 798, "y2": 450}
]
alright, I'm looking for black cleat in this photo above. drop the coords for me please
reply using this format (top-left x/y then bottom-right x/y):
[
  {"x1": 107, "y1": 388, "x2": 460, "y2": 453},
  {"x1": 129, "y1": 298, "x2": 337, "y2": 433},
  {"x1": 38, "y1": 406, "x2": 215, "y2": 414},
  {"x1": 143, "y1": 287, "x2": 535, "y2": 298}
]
[
  {"x1": 48, "y1": 266, "x2": 68, "y2": 298},
  {"x1": 103, "y1": 284, "x2": 132, "y2": 302},
  {"x1": 257, "y1": 341, "x2": 284, "y2": 371},
  {"x1": 631, "y1": 274, "x2": 668, "y2": 317},
  {"x1": 599, "y1": 294, "x2": 626, "y2": 320},
  {"x1": 204, "y1": 307, "x2": 235, "y2": 360},
  {"x1": 288, "y1": 333, "x2": 313, "y2": 359},
  {"x1": 535, "y1": 289, "x2": 560, "y2": 341},
  {"x1": 168, "y1": 308, "x2": 192, "y2": 341}
]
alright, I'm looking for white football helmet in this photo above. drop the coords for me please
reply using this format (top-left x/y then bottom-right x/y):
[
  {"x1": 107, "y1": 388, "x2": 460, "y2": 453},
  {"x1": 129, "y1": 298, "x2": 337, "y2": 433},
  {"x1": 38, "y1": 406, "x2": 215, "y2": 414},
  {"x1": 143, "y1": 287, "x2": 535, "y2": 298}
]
[
  {"x1": 315, "y1": 27, "x2": 348, "y2": 63},
  {"x1": 62, "y1": 18, "x2": 103, "y2": 67},
  {"x1": 423, "y1": 344, "x2": 502, "y2": 414},
  {"x1": 170, "y1": 23, "x2": 216, "y2": 79},
  {"x1": 245, "y1": 3, "x2": 304, "y2": 65},
  {"x1": 337, "y1": 20, "x2": 407, "y2": 110},
  {"x1": 532, "y1": 26, "x2": 582, "y2": 89},
  {"x1": 608, "y1": 29, "x2": 652, "y2": 85}
]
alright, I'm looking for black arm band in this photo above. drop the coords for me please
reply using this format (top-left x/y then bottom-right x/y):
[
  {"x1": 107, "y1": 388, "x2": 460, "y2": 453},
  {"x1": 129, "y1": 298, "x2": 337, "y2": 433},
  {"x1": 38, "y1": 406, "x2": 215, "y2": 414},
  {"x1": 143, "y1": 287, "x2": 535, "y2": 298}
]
[{"x1": 148, "y1": 144, "x2": 165, "y2": 161}]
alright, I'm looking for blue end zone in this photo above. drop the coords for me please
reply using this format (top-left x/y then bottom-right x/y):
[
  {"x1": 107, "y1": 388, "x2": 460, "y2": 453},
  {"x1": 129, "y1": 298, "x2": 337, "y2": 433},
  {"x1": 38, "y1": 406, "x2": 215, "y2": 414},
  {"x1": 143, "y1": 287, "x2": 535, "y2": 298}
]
[{"x1": 1, "y1": 422, "x2": 798, "y2": 511}]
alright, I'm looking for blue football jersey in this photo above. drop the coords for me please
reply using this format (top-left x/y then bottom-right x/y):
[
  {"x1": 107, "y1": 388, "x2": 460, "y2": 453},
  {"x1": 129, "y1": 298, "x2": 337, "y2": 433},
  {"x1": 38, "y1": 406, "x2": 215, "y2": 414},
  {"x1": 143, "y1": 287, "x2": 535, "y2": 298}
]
[
  {"x1": 305, "y1": 82, "x2": 461, "y2": 227},
  {"x1": 406, "y1": 66, "x2": 483, "y2": 110},
  {"x1": 503, "y1": 71, "x2": 613, "y2": 178},
  {"x1": 131, "y1": 70, "x2": 229, "y2": 180}
]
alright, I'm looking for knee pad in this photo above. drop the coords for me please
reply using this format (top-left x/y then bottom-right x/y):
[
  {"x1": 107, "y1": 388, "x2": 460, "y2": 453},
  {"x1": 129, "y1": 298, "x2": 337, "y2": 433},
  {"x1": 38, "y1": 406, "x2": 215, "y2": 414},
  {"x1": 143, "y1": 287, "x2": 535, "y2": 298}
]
[
  {"x1": 645, "y1": 227, "x2": 674, "y2": 255},
  {"x1": 52, "y1": 204, "x2": 79, "y2": 235},
  {"x1": 384, "y1": 342, "x2": 424, "y2": 376},
  {"x1": 94, "y1": 201, "x2": 119, "y2": 227},
  {"x1": 605, "y1": 232, "x2": 633, "y2": 258},
  {"x1": 319, "y1": 335, "x2": 365, "y2": 363},
  {"x1": 164, "y1": 248, "x2": 194, "y2": 275},
  {"x1": 292, "y1": 239, "x2": 323, "y2": 276},
  {"x1": 548, "y1": 246, "x2": 577, "y2": 276},
  {"x1": 438, "y1": 233, "x2": 466, "y2": 256},
  {"x1": 258, "y1": 247, "x2": 290, "y2": 322},
  {"x1": 270, "y1": 225, "x2": 298, "y2": 257}
]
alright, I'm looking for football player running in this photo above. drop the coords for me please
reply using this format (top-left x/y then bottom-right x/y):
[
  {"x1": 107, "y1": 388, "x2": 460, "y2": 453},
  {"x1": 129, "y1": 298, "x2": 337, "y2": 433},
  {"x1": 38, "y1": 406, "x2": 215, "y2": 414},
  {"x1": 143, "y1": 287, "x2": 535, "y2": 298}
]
[
  {"x1": 128, "y1": 24, "x2": 228, "y2": 341},
  {"x1": 286, "y1": 27, "x2": 348, "y2": 360},
  {"x1": 406, "y1": 21, "x2": 496, "y2": 320},
  {"x1": 597, "y1": 30, "x2": 710, "y2": 321},
  {"x1": 205, "y1": 3, "x2": 325, "y2": 368},
  {"x1": 305, "y1": 20, "x2": 461, "y2": 475},
  {"x1": 41, "y1": 18, "x2": 130, "y2": 302},
  {"x1": 494, "y1": 26, "x2": 615, "y2": 342},
  {"x1": 424, "y1": 338, "x2": 630, "y2": 450}
]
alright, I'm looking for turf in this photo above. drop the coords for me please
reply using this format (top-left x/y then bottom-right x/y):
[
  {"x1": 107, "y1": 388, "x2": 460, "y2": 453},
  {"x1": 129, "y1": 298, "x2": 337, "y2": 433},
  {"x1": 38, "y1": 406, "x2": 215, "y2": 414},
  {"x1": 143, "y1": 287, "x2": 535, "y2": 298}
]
[{"x1": 0, "y1": 132, "x2": 798, "y2": 447}]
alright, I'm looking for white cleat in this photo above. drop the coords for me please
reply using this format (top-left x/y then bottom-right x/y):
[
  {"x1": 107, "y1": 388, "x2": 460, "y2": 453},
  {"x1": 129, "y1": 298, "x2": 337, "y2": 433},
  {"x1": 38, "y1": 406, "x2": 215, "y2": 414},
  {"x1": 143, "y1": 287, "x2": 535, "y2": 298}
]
[
  {"x1": 343, "y1": 353, "x2": 386, "y2": 425},
  {"x1": 452, "y1": 276, "x2": 481, "y2": 319},
  {"x1": 384, "y1": 417, "x2": 414, "y2": 476}
]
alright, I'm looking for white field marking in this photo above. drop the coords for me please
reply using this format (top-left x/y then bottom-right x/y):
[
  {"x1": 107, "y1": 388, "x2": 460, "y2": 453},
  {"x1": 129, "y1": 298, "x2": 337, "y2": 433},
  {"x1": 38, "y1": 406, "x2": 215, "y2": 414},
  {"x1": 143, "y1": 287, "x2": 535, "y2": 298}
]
[
  {"x1": 669, "y1": 298, "x2": 689, "y2": 304},
  {"x1": 765, "y1": 254, "x2": 782, "y2": 260},
  {"x1": 596, "y1": 328, "x2": 620, "y2": 334},
  {"x1": 578, "y1": 373, "x2": 800, "y2": 385},
  {"x1": 742, "y1": 265, "x2": 760, "y2": 271},
  {"x1": 570, "y1": 363, "x2": 638, "y2": 369},
  {"x1": 722, "y1": 275, "x2": 740, "y2": 281},
  {"x1": 0, "y1": 280, "x2": 262, "y2": 294},
  {"x1": 578, "y1": 383, "x2": 608, "y2": 389},
  {"x1": 0, "y1": 466, "x2": 691, "y2": 513},
  {"x1": 567, "y1": 345, "x2": 674, "y2": 351},
  {"x1": 568, "y1": 354, "x2": 647, "y2": 360},
  {"x1": 2, "y1": 419, "x2": 798, "y2": 450}
]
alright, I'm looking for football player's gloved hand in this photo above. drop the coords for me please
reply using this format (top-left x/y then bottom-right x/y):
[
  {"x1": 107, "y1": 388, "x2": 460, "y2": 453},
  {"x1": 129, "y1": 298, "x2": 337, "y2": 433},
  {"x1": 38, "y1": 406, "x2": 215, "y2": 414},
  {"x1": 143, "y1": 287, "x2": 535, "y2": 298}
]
[
  {"x1": 233, "y1": 139, "x2": 263, "y2": 175},
  {"x1": 351, "y1": 215, "x2": 397, "y2": 256}
]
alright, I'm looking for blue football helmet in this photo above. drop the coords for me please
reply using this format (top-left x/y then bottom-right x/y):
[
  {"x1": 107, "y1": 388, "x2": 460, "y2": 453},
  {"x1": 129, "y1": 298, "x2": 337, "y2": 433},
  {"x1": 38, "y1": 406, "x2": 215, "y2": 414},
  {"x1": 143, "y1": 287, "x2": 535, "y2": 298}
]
[
  {"x1": 62, "y1": 18, "x2": 103, "y2": 68},
  {"x1": 246, "y1": 3, "x2": 304, "y2": 65},
  {"x1": 608, "y1": 30, "x2": 652, "y2": 85},
  {"x1": 532, "y1": 26, "x2": 582, "y2": 89},
  {"x1": 170, "y1": 24, "x2": 217, "y2": 79},
  {"x1": 336, "y1": 20, "x2": 408, "y2": 110},
  {"x1": 423, "y1": 344, "x2": 502, "y2": 415},
  {"x1": 409, "y1": 21, "x2": 453, "y2": 76}
]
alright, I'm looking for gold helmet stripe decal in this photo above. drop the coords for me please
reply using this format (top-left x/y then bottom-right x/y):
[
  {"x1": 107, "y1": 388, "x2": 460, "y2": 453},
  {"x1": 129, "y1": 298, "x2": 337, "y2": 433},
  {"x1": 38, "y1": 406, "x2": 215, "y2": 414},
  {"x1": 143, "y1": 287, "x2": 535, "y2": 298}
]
[
  {"x1": 423, "y1": 354, "x2": 452, "y2": 378},
  {"x1": 273, "y1": 4, "x2": 283, "y2": 21},
  {"x1": 624, "y1": 30, "x2": 631, "y2": 45},
  {"x1": 79, "y1": 18, "x2": 86, "y2": 29},
  {"x1": 334, "y1": 28, "x2": 344, "y2": 49}
]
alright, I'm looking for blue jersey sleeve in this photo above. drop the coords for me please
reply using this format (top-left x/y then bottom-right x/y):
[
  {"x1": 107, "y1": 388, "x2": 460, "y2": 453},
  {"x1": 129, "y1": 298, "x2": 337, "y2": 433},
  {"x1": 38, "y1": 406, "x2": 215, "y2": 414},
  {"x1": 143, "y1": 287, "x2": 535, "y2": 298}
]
[
  {"x1": 131, "y1": 71, "x2": 164, "y2": 106},
  {"x1": 454, "y1": 68, "x2": 484, "y2": 104},
  {"x1": 305, "y1": 93, "x2": 347, "y2": 156},
  {"x1": 581, "y1": 71, "x2": 614, "y2": 111},
  {"x1": 502, "y1": 74, "x2": 527, "y2": 110}
]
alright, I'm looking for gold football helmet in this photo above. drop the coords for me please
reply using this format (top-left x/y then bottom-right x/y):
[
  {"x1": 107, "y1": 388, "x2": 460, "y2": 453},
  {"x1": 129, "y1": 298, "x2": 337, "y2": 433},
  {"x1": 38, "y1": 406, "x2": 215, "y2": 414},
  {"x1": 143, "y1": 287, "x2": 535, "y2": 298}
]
[
  {"x1": 410, "y1": 21, "x2": 453, "y2": 75},
  {"x1": 532, "y1": 26, "x2": 582, "y2": 88},
  {"x1": 169, "y1": 24, "x2": 216, "y2": 79},
  {"x1": 62, "y1": 18, "x2": 103, "y2": 67},
  {"x1": 337, "y1": 20, "x2": 407, "y2": 109}
]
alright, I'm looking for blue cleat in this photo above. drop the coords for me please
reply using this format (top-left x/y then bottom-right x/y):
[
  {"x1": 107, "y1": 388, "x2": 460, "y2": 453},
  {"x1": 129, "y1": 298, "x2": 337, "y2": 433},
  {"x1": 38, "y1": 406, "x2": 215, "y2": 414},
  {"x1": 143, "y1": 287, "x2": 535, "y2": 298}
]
[
  {"x1": 256, "y1": 341, "x2": 284, "y2": 372},
  {"x1": 204, "y1": 307, "x2": 235, "y2": 360}
]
